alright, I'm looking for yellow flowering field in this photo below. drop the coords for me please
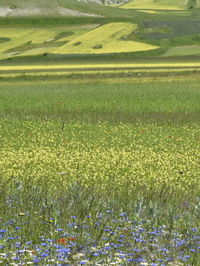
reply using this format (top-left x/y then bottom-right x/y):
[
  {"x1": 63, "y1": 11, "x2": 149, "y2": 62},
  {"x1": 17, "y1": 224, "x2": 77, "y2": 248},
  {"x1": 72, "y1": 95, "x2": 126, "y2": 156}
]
[
  {"x1": 55, "y1": 23, "x2": 158, "y2": 54},
  {"x1": 1, "y1": 120, "x2": 199, "y2": 199}
]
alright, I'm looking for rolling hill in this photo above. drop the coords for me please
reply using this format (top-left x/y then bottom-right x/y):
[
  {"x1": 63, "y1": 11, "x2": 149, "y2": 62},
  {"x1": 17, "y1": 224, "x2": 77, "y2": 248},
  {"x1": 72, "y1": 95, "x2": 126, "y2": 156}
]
[
  {"x1": 1, "y1": 0, "x2": 200, "y2": 60},
  {"x1": 121, "y1": 0, "x2": 200, "y2": 10},
  {"x1": 0, "y1": 0, "x2": 132, "y2": 17}
]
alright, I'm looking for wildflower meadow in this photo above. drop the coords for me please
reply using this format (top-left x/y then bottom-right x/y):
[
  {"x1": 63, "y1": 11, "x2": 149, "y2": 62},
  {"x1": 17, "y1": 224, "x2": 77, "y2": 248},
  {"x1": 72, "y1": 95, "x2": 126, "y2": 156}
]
[{"x1": 0, "y1": 76, "x2": 199, "y2": 265}]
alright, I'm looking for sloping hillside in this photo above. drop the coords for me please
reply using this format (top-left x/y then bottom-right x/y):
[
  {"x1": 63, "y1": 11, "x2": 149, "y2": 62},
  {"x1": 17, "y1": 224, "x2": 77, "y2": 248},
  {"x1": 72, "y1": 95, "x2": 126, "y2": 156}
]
[
  {"x1": 121, "y1": 0, "x2": 199, "y2": 10},
  {"x1": 0, "y1": 0, "x2": 132, "y2": 17},
  {"x1": 54, "y1": 23, "x2": 158, "y2": 54}
]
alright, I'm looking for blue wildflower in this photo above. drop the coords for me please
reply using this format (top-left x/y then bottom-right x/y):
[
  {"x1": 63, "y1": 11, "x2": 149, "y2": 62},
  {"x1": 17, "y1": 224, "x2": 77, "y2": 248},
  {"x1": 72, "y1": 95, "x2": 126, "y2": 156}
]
[
  {"x1": 93, "y1": 252, "x2": 99, "y2": 256},
  {"x1": 41, "y1": 253, "x2": 48, "y2": 257}
]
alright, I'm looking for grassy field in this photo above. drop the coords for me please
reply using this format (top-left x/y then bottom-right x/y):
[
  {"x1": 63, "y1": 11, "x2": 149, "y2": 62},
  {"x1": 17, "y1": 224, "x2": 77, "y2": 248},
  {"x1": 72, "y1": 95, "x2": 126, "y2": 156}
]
[
  {"x1": 121, "y1": 0, "x2": 192, "y2": 10},
  {"x1": 0, "y1": 75, "x2": 199, "y2": 264},
  {"x1": 164, "y1": 45, "x2": 200, "y2": 56}
]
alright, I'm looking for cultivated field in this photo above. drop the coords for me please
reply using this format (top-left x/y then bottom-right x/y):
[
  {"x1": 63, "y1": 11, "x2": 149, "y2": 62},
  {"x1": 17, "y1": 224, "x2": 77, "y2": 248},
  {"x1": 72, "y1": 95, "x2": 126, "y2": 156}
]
[
  {"x1": 0, "y1": 0, "x2": 200, "y2": 265},
  {"x1": 121, "y1": 0, "x2": 195, "y2": 10}
]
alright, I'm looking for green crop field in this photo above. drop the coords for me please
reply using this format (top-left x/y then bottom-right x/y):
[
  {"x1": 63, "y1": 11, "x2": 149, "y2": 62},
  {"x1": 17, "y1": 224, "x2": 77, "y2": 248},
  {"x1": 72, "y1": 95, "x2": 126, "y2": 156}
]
[
  {"x1": 0, "y1": 0, "x2": 200, "y2": 264},
  {"x1": 121, "y1": 0, "x2": 194, "y2": 10},
  {"x1": 164, "y1": 45, "x2": 200, "y2": 56}
]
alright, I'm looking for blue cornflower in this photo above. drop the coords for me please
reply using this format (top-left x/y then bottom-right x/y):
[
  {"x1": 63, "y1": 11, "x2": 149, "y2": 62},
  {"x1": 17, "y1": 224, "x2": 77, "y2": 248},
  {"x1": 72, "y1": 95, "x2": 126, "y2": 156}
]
[
  {"x1": 33, "y1": 258, "x2": 39, "y2": 263},
  {"x1": 15, "y1": 242, "x2": 20, "y2": 248},
  {"x1": 166, "y1": 257, "x2": 173, "y2": 261},
  {"x1": 135, "y1": 257, "x2": 144, "y2": 262},
  {"x1": 160, "y1": 247, "x2": 168, "y2": 253},
  {"x1": 79, "y1": 261, "x2": 86, "y2": 265},
  {"x1": 134, "y1": 237, "x2": 142, "y2": 242},
  {"x1": 40, "y1": 253, "x2": 48, "y2": 257},
  {"x1": 16, "y1": 249, "x2": 25, "y2": 253},
  {"x1": 138, "y1": 228, "x2": 144, "y2": 233},
  {"x1": 93, "y1": 252, "x2": 99, "y2": 256},
  {"x1": 175, "y1": 240, "x2": 185, "y2": 247},
  {"x1": 41, "y1": 243, "x2": 47, "y2": 247},
  {"x1": 104, "y1": 246, "x2": 111, "y2": 250},
  {"x1": 0, "y1": 229, "x2": 6, "y2": 234},
  {"x1": 149, "y1": 231, "x2": 159, "y2": 236},
  {"x1": 57, "y1": 248, "x2": 70, "y2": 253},
  {"x1": 102, "y1": 252, "x2": 108, "y2": 255}
]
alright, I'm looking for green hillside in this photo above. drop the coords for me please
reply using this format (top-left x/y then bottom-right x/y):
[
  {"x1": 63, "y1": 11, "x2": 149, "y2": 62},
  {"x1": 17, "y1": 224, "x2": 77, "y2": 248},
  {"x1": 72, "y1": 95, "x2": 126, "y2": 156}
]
[
  {"x1": 0, "y1": 0, "x2": 133, "y2": 17},
  {"x1": 121, "y1": 0, "x2": 200, "y2": 10},
  {"x1": 1, "y1": 0, "x2": 200, "y2": 60}
]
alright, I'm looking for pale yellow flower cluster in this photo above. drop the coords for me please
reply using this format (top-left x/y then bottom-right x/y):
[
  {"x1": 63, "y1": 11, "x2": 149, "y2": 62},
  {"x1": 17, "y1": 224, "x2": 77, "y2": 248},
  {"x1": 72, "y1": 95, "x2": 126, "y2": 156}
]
[{"x1": 0, "y1": 120, "x2": 199, "y2": 200}]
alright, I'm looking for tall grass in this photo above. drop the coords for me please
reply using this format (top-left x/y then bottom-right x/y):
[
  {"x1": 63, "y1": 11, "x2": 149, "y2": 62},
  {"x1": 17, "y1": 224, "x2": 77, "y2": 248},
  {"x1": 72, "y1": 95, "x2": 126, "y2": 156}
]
[{"x1": 0, "y1": 76, "x2": 199, "y2": 264}]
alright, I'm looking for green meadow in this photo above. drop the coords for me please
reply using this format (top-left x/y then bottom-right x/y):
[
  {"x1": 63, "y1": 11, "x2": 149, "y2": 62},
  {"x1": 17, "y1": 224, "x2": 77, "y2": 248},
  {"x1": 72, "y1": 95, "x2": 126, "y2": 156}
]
[{"x1": 0, "y1": 75, "x2": 200, "y2": 264}]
